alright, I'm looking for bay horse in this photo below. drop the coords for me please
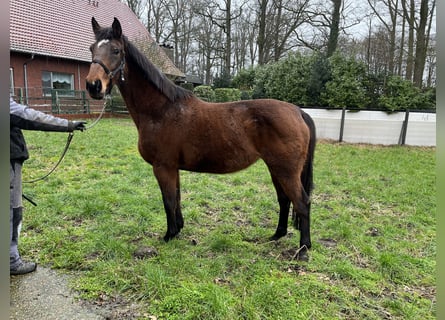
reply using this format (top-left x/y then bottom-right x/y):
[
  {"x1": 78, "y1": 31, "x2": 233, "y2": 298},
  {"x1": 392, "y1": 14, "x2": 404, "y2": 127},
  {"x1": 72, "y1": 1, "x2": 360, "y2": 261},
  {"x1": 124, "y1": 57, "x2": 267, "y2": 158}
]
[{"x1": 86, "y1": 17, "x2": 316, "y2": 257}]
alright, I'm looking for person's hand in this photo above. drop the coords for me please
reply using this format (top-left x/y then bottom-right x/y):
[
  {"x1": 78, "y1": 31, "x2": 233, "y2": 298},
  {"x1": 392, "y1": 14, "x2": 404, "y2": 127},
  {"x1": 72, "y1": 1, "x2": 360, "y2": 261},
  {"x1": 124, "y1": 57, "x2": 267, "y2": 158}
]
[{"x1": 71, "y1": 121, "x2": 87, "y2": 131}]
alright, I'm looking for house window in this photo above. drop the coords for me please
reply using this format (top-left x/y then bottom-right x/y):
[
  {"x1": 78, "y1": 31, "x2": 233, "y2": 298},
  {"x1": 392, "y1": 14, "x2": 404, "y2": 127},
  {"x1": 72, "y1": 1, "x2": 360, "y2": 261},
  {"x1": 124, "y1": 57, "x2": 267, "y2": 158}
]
[
  {"x1": 10, "y1": 67, "x2": 14, "y2": 96},
  {"x1": 42, "y1": 71, "x2": 74, "y2": 96}
]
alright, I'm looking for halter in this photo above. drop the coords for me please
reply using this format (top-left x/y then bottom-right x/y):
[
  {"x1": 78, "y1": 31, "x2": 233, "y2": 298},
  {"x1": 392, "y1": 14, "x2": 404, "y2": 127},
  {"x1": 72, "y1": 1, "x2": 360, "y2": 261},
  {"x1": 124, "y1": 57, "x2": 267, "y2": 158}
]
[{"x1": 92, "y1": 56, "x2": 126, "y2": 82}]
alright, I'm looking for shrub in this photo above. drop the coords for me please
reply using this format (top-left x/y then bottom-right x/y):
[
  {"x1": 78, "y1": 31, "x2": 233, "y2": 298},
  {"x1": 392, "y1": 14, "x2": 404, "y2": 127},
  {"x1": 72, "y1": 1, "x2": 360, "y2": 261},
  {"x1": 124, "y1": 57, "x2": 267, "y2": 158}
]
[
  {"x1": 320, "y1": 53, "x2": 370, "y2": 109},
  {"x1": 378, "y1": 76, "x2": 435, "y2": 111},
  {"x1": 229, "y1": 51, "x2": 436, "y2": 111},
  {"x1": 194, "y1": 85, "x2": 216, "y2": 102},
  {"x1": 181, "y1": 83, "x2": 195, "y2": 91},
  {"x1": 262, "y1": 52, "x2": 313, "y2": 105},
  {"x1": 232, "y1": 68, "x2": 256, "y2": 91},
  {"x1": 240, "y1": 90, "x2": 253, "y2": 100},
  {"x1": 214, "y1": 88, "x2": 242, "y2": 102}
]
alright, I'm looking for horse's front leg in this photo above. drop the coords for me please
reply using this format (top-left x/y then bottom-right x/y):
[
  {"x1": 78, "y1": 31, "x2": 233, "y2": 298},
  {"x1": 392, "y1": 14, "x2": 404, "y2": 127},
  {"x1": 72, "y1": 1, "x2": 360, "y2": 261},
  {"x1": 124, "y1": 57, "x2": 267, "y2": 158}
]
[
  {"x1": 175, "y1": 176, "x2": 184, "y2": 230},
  {"x1": 153, "y1": 166, "x2": 181, "y2": 242}
]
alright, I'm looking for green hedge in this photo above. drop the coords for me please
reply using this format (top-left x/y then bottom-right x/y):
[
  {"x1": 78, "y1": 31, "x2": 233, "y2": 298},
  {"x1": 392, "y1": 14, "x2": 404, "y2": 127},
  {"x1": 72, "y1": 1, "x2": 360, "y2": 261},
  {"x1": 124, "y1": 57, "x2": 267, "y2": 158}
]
[
  {"x1": 230, "y1": 52, "x2": 435, "y2": 111},
  {"x1": 214, "y1": 88, "x2": 242, "y2": 102},
  {"x1": 193, "y1": 85, "x2": 216, "y2": 102}
]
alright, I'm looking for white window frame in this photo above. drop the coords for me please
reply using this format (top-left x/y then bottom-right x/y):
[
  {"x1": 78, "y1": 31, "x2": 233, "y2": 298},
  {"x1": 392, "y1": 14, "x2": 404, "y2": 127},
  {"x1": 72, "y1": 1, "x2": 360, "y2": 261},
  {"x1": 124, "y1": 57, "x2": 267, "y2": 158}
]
[
  {"x1": 42, "y1": 71, "x2": 74, "y2": 96},
  {"x1": 9, "y1": 67, "x2": 14, "y2": 96}
]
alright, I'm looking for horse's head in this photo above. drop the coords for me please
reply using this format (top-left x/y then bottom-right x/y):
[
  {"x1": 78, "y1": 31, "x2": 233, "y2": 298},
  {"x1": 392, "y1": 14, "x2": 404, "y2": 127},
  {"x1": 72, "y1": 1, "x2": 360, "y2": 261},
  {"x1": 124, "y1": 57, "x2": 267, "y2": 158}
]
[{"x1": 86, "y1": 17, "x2": 126, "y2": 99}]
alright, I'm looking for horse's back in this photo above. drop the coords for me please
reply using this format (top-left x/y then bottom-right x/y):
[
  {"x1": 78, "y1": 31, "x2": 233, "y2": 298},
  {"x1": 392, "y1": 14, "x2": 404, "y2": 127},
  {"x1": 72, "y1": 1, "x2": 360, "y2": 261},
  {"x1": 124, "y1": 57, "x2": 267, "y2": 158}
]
[
  {"x1": 191, "y1": 98, "x2": 310, "y2": 167},
  {"x1": 228, "y1": 99, "x2": 310, "y2": 149}
]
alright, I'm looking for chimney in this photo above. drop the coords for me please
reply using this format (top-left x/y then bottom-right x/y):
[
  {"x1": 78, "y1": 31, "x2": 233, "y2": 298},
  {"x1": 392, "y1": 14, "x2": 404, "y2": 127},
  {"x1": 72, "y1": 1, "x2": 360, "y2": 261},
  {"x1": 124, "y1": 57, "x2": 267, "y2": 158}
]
[
  {"x1": 88, "y1": 0, "x2": 99, "y2": 7},
  {"x1": 160, "y1": 44, "x2": 174, "y2": 62}
]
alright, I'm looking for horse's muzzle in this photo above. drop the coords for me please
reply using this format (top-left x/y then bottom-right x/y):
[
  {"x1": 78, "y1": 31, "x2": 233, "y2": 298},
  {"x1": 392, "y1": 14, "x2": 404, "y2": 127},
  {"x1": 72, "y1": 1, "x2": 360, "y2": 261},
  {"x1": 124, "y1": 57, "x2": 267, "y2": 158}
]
[{"x1": 86, "y1": 80, "x2": 103, "y2": 100}]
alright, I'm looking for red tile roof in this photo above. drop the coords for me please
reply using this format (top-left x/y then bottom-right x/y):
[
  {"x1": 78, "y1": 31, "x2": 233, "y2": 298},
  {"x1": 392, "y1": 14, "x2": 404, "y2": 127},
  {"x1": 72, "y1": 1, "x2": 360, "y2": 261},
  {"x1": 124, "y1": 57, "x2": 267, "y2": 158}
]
[{"x1": 10, "y1": 0, "x2": 185, "y2": 78}]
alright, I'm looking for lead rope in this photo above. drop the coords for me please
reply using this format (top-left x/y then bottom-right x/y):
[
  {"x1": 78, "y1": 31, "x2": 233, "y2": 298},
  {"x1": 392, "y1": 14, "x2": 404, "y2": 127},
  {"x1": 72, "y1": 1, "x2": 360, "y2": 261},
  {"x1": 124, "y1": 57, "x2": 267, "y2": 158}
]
[
  {"x1": 23, "y1": 96, "x2": 110, "y2": 185},
  {"x1": 85, "y1": 94, "x2": 111, "y2": 130},
  {"x1": 23, "y1": 132, "x2": 74, "y2": 184}
]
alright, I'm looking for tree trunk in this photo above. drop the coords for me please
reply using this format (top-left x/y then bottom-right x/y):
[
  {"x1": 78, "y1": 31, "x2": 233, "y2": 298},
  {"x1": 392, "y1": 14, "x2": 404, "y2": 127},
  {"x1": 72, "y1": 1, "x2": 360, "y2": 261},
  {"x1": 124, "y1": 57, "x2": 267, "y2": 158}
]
[
  {"x1": 413, "y1": 0, "x2": 429, "y2": 88},
  {"x1": 397, "y1": 16, "x2": 405, "y2": 76},
  {"x1": 257, "y1": 0, "x2": 268, "y2": 65},
  {"x1": 273, "y1": 0, "x2": 283, "y2": 61},
  {"x1": 224, "y1": 0, "x2": 232, "y2": 76},
  {"x1": 327, "y1": 0, "x2": 342, "y2": 57},
  {"x1": 402, "y1": 0, "x2": 415, "y2": 82}
]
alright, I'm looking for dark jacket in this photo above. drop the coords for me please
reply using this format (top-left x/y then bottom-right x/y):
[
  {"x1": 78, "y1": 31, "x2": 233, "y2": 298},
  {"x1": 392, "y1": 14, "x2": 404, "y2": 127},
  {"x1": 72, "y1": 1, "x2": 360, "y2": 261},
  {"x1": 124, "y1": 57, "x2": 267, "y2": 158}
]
[{"x1": 10, "y1": 97, "x2": 76, "y2": 162}]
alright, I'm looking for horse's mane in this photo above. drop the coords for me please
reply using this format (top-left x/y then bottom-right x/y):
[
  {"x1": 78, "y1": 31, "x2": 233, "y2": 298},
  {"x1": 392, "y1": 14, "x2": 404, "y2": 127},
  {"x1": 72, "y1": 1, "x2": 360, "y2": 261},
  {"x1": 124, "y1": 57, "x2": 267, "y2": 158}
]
[{"x1": 95, "y1": 27, "x2": 194, "y2": 102}]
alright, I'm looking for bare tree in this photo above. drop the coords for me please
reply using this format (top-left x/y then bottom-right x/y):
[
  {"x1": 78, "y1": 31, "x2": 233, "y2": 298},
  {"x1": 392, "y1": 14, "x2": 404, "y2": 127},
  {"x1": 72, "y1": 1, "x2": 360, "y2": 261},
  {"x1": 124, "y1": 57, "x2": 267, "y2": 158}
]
[
  {"x1": 401, "y1": 0, "x2": 415, "y2": 81},
  {"x1": 366, "y1": 0, "x2": 399, "y2": 74},
  {"x1": 412, "y1": 0, "x2": 434, "y2": 87},
  {"x1": 192, "y1": 3, "x2": 223, "y2": 84},
  {"x1": 326, "y1": 0, "x2": 342, "y2": 56},
  {"x1": 400, "y1": 0, "x2": 435, "y2": 87},
  {"x1": 299, "y1": 0, "x2": 363, "y2": 55},
  {"x1": 159, "y1": 0, "x2": 193, "y2": 72},
  {"x1": 365, "y1": 26, "x2": 393, "y2": 75},
  {"x1": 424, "y1": 0, "x2": 436, "y2": 87},
  {"x1": 140, "y1": 0, "x2": 435, "y2": 87},
  {"x1": 233, "y1": 10, "x2": 253, "y2": 70},
  {"x1": 275, "y1": 0, "x2": 312, "y2": 60},
  {"x1": 120, "y1": 0, "x2": 146, "y2": 19},
  {"x1": 146, "y1": 0, "x2": 168, "y2": 43},
  {"x1": 197, "y1": 0, "x2": 245, "y2": 76},
  {"x1": 257, "y1": 0, "x2": 268, "y2": 65},
  {"x1": 411, "y1": 0, "x2": 427, "y2": 86},
  {"x1": 257, "y1": 0, "x2": 312, "y2": 64},
  {"x1": 396, "y1": 8, "x2": 406, "y2": 76}
]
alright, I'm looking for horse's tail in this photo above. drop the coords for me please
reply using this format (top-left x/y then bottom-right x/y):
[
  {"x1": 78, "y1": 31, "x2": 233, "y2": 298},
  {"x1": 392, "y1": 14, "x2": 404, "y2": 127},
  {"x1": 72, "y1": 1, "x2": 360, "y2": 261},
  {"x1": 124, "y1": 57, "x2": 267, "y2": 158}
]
[
  {"x1": 301, "y1": 110, "x2": 316, "y2": 197},
  {"x1": 295, "y1": 109, "x2": 316, "y2": 230}
]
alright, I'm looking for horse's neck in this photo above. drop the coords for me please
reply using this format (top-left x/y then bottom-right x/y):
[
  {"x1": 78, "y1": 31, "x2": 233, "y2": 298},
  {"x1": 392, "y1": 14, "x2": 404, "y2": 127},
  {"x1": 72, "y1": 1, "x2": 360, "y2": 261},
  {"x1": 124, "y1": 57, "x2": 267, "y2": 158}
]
[{"x1": 117, "y1": 71, "x2": 169, "y2": 125}]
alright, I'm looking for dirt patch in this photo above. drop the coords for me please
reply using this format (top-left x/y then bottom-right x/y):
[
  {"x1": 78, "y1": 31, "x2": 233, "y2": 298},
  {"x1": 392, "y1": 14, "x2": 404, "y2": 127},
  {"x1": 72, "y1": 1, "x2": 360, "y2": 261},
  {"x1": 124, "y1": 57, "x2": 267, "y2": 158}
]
[
  {"x1": 318, "y1": 238, "x2": 338, "y2": 248},
  {"x1": 280, "y1": 247, "x2": 309, "y2": 261},
  {"x1": 133, "y1": 246, "x2": 159, "y2": 260}
]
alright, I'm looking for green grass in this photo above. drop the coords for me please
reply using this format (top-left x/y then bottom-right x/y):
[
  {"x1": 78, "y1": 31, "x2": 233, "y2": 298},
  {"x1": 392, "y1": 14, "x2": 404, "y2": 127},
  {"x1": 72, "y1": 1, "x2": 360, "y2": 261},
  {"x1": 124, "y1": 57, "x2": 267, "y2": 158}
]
[{"x1": 21, "y1": 118, "x2": 436, "y2": 319}]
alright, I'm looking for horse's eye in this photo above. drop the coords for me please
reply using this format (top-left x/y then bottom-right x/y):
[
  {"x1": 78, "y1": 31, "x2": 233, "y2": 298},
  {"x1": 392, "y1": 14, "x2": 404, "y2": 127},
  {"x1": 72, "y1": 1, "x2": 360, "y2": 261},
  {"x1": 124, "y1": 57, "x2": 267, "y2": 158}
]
[{"x1": 112, "y1": 48, "x2": 120, "y2": 55}]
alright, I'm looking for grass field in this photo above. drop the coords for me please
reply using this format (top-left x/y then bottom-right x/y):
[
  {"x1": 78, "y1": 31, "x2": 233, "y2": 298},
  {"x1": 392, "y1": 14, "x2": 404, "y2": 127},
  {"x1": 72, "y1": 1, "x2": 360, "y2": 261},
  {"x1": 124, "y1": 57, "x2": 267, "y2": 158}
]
[{"x1": 21, "y1": 118, "x2": 436, "y2": 319}]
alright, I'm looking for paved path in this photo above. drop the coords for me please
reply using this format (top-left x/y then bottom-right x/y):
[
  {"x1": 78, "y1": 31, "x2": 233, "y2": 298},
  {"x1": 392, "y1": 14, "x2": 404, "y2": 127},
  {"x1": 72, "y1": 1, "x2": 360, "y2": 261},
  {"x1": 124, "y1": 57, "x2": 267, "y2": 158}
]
[{"x1": 10, "y1": 266, "x2": 105, "y2": 320}]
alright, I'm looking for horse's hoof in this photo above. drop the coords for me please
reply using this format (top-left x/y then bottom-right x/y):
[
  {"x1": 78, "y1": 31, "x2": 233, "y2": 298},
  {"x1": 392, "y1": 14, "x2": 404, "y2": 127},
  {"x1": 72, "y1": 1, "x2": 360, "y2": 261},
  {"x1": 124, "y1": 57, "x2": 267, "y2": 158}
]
[
  {"x1": 163, "y1": 230, "x2": 180, "y2": 242},
  {"x1": 163, "y1": 232, "x2": 174, "y2": 242},
  {"x1": 295, "y1": 244, "x2": 310, "y2": 261},
  {"x1": 269, "y1": 234, "x2": 280, "y2": 241},
  {"x1": 296, "y1": 250, "x2": 309, "y2": 262},
  {"x1": 270, "y1": 231, "x2": 287, "y2": 241}
]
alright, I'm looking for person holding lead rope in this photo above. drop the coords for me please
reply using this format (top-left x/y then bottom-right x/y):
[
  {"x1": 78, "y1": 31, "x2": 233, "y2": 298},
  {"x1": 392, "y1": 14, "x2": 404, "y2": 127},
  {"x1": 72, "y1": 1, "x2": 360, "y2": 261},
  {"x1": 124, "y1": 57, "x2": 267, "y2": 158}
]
[{"x1": 10, "y1": 96, "x2": 86, "y2": 275}]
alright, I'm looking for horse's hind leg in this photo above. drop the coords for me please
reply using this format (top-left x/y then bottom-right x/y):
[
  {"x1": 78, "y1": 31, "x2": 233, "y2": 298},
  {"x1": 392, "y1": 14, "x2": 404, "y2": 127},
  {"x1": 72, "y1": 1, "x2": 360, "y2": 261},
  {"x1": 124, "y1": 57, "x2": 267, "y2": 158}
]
[
  {"x1": 269, "y1": 169, "x2": 311, "y2": 253},
  {"x1": 270, "y1": 175, "x2": 291, "y2": 240},
  {"x1": 293, "y1": 187, "x2": 311, "y2": 250},
  {"x1": 153, "y1": 166, "x2": 182, "y2": 242}
]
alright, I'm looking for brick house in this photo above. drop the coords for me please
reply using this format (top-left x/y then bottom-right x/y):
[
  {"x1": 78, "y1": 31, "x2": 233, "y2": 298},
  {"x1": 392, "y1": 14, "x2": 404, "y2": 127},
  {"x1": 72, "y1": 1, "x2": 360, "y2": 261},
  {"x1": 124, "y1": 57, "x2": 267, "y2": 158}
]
[{"x1": 10, "y1": 0, "x2": 185, "y2": 113}]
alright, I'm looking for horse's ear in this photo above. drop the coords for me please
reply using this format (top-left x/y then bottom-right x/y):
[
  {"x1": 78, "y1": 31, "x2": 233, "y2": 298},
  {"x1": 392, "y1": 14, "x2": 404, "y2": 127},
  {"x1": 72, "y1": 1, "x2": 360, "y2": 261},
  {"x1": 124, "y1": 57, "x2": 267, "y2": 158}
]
[
  {"x1": 112, "y1": 17, "x2": 122, "y2": 39},
  {"x1": 92, "y1": 17, "x2": 101, "y2": 35}
]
